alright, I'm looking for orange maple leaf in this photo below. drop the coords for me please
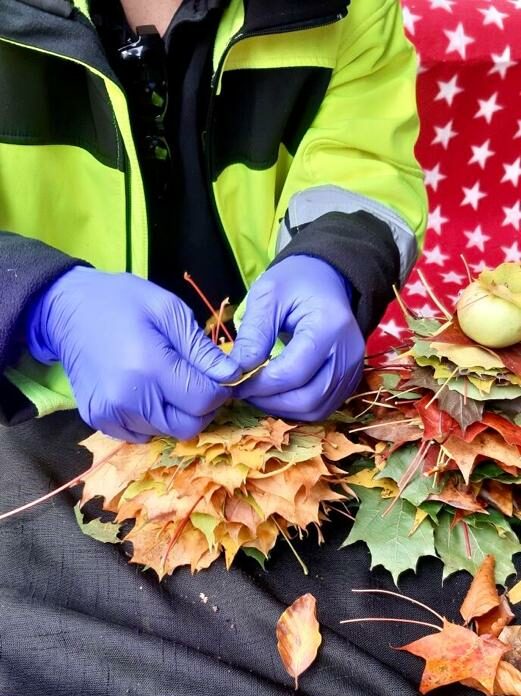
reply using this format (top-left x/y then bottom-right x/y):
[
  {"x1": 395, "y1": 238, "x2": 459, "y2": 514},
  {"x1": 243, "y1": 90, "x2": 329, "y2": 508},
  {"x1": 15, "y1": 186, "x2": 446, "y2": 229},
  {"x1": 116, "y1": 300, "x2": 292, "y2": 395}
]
[{"x1": 399, "y1": 620, "x2": 508, "y2": 694}]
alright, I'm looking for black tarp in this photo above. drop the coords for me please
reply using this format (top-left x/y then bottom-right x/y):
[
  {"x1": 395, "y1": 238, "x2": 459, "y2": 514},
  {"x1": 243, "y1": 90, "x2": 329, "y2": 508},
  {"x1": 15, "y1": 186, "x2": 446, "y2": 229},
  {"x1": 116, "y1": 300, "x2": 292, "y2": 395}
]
[{"x1": 0, "y1": 411, "x2": 498, "y2": 695}]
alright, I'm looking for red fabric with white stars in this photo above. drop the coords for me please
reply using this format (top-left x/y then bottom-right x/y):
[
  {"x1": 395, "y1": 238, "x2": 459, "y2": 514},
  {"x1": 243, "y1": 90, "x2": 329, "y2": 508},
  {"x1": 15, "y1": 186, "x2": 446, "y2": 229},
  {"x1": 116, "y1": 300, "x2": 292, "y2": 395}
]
[{"x1": 368, "y1": 0, "x2": 521, "y2": 355}]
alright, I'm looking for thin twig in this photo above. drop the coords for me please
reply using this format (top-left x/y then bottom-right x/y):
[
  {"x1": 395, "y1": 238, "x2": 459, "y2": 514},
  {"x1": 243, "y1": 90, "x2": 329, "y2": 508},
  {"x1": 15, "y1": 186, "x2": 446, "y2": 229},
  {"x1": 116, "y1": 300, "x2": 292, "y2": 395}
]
[{"x1": 351, "y1": 589, "x2": 444, "y2": 624}]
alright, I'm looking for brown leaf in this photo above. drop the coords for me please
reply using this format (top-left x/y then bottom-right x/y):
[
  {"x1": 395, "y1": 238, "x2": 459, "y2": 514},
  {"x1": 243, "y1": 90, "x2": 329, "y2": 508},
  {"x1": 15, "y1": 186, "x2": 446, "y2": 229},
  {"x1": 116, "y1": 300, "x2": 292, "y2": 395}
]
[
  {"x1": 480, "y1": 480, "x2": 514, "y2": 517},
  {"x1": 429, "y1": 477, "x2": 486, "y2": 513},
  {"x1": 476, "y1": 596, "x2": 514, "y2": 638},
  {"x1": 322, "y1": 431, "x2": 373, "y2": 461},
  {"x1": 442, "y1": 432, "x2": 521, "y2": 485},
  {"x1": 276, "y1": 593, "x2": 322, "y2": 689},
  {"x1": 399, "y1": 620, "x2": 508, "y2": 694},
  {"x1": 460, "y1": 555, "x2": 501, "y2": 625},
  {"x1": 495, "y1": 660, "x2": 521, "y2": 695},
  {"x1": 499, "y1": 626, "x2": 521, "y2": 671}
]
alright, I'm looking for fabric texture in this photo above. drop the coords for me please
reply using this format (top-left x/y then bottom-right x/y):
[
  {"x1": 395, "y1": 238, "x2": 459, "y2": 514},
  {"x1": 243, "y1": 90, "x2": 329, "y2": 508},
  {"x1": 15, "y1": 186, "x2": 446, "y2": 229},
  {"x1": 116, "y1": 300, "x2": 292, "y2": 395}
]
[{"x1": 0, "y1": 411, "x2": 487, "y2": 696}]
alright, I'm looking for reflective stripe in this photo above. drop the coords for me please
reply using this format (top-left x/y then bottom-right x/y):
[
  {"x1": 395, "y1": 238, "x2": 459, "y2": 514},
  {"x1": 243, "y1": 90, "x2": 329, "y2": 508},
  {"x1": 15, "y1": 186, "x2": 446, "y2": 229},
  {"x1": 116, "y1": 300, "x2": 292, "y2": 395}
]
[{"x1": 275, "y1": 185, "x2": 418, "y2": 286}]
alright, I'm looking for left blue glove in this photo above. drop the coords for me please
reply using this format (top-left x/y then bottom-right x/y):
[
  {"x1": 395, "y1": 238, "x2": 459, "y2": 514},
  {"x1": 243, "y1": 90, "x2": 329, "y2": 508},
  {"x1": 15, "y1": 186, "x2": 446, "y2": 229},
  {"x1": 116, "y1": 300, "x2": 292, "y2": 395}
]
[{"x1": 231, "y1": 255, "x2": 365, "y2": 420}]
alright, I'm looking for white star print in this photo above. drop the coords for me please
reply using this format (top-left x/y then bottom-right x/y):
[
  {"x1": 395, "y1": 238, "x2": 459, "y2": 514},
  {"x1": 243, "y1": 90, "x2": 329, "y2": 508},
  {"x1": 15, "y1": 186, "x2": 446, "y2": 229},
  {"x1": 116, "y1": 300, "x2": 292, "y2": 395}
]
[
  {"x1": 503, "y1": 201, "x2": 521, "y2": 231},
  {"x1": 442, "y1": 271, "x2": 466, "y2": 284},
  {"x1": 509, "y1": 0, "x2": 521, "y2": 8},
  {"x1": 515, "y1": 121, "x2": 521, "y2": 139},
  {"x1": 464, "y1": 224, "x2": 490, "y2": 252},
  {"x1": 424, "y1": 163, "x2": 447, "y2": 191},
  {"x1": 402, "y1": 7, "x2": 422, "y2": 34},
  {"x1": 406, "y1": 280, "x2": 428, "y2": 298},
  {"x1": 447, "y1": 293, "x2": 463, "y2": 307},
  {"x1": 424, "y1": 245, "x2": 450, "y2": 266},
  {"x1": 428, "y1": 205, "x2": 449, "y2": 235},
  {"x1": 479, "y1": 5, "x2": 509, "y2": 29},
  {"x1": 432, "y1": 120, "x2": 458, "y2": 149},
  {"x1": 435, "y1": 75, "x2": 464, "y2": 106},
  {"x1": 462, "y1": 182, "x2": 487, "y2": 210},
  {"x1": 502, "y1": 158, "x2": 521, "y2": 188},
  {"x1": 415, "y1": 304, "x2": 438, "y2": 319},
  {"x1": 444, "y1": 23, "x2": 475, "y2": 59},
  {"x1": 379, "y1": 319, "x2": 406, "y2": 339},
  {"x1": 489, "y1": 46, "x2": 516, "y2": 79},
  {"x1": 502, "y1": 241, "x2": 521, "y2": 263},
  {"x1": 430, "y1": 0, "x2": 455, "y2": 11},
  {"x1": 475, "y1": 93, "x2": 503, "y2": 124},
  {"x1": 471, "y1": 260, "x2": 491, "y2": 274},
  {"x1": 469, "y1": 139, "x2": 495, "y2": 169}
]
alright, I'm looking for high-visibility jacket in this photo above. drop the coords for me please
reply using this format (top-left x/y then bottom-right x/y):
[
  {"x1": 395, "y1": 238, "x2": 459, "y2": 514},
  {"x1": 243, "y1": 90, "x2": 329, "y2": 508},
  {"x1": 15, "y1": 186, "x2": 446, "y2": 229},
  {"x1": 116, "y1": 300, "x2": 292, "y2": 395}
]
[{"x1": 0, "y1": 0, "x2": 427, "y2": 419}]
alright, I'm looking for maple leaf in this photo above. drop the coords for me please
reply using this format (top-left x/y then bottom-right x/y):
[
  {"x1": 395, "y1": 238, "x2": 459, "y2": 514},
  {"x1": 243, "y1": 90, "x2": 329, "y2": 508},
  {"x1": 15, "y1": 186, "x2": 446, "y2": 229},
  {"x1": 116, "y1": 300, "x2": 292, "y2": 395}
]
[
  {"x1": 481, "y1": 480, "x2": 514, "y2": 517},
  {"x1": 429, "y1": 477, "x2": 486, "y2": 513},
  {"x1": 342, "y1": 486, "x2": 436, "y2": 583},
  {"x1": 434, "y1": 512, "x2": 521, "y2": 584},
  {"x1": 399, "y1": 619, "x2": 508, "y2": 694},
  {"x1": 276, "y1": 593, "x2": 322, "y2": 689},
  {"x1": 404, "y1": 367, "x2": 484, "y2": 430},
  {"x1": 414, "y1": 395, "x2": 458, "y2": 440},
  {"x1": 441, "y1": 432, "x2": 521, "y2": 485}
]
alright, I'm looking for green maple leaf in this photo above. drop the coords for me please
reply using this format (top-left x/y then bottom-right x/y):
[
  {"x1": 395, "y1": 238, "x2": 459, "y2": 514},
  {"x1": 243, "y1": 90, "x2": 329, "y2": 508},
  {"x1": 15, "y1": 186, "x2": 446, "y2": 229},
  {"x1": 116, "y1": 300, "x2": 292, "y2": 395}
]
[
  {"x1": 406, "y1": 316, "x2": 442, "y2": 337},
  {"x1": 341, "y1": 487, "x2": 436, "y2": 584},
  {"x1": 434, "y1": 511, "x2": 521, "y2": 584},
  {"x1": 376, "y1": 445, "x2": 441, "y2": 507},
  {"x1": 73, "y1": 503, "x2": 122, "y2": 544}
]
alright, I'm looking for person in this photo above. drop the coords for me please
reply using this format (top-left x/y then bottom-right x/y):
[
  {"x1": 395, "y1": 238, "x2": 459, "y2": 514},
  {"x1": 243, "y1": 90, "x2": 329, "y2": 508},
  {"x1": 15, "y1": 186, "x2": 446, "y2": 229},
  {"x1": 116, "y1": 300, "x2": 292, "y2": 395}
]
[{"x1": 0, "y1": 1, "x2": 467, "y2": 695}]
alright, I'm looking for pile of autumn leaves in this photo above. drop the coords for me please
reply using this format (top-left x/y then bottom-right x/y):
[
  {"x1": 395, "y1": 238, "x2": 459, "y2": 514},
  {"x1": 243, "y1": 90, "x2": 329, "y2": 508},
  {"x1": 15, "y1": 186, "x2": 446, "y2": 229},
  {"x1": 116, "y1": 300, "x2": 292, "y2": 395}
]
[
  {"x1": 342, "y1": 313, "x2": 521, "y2": 584},
  {"x1": 76, "y1": 406, "x2": 366, "y2": 579}
]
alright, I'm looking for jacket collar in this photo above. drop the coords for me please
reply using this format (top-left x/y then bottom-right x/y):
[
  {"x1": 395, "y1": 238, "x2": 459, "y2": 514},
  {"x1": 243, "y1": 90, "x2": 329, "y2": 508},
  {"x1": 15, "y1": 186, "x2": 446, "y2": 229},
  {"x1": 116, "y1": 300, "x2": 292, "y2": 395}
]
[{"x1": 18, "y1": 0, "x2": 349, "y2": 30}]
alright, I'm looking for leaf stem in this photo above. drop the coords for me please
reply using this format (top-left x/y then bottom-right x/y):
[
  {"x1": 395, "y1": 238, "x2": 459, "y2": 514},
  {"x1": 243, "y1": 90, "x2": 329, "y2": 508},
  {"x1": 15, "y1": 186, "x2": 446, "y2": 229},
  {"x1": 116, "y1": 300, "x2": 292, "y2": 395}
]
[
  {"x1": 351, "y1": 589, "x2": 445, "y2": 624},
  {"x1": 274, "y1": 519, "x2": 309, "y2": 576},
  {"x1": 348, "y1": 418, "x2": 419, "y2": 434},
  {"x1": 0, "y1": 442, "x2": 126, "y2": 523},
  {"x1": 417, "y1": 269, "x2": 452, "y2": 321},
  {"x1": 339, "y1": 617, "x2": 442, "y2": 631},
  {"x1": 184, "y1": 272, "x2": 233, "y2": 342}
]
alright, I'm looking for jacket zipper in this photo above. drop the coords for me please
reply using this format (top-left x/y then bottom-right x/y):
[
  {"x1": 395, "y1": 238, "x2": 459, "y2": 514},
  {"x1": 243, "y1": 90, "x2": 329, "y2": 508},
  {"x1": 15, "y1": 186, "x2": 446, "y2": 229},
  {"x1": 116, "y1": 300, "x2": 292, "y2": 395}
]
[{"x1": 203, "y1": 11, "x2": 347, "y2": 287}]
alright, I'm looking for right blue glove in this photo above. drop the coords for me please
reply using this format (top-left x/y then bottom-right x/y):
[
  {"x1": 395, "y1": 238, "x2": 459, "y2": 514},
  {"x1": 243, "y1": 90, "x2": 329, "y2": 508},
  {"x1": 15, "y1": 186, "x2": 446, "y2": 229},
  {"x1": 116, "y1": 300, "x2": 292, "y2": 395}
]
[{"x1": 26, "y1": 267, "x2": 241, "y2": 443}]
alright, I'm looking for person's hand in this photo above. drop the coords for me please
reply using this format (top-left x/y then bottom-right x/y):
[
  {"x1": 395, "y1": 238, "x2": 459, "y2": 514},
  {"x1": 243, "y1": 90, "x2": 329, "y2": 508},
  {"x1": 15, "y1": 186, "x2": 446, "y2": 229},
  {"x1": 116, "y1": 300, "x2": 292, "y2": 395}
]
[
  {"x1": 231, "y1": 256, "x2": 364, "y2": 420},
  {"x1": 26, "y1": 267, "x2": 241, "y2": 442}
]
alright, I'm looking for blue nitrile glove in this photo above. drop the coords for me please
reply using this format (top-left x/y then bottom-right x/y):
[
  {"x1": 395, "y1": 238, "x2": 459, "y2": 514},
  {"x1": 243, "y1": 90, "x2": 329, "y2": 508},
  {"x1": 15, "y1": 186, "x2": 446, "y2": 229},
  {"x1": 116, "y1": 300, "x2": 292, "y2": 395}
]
[
  {"x1": 26, "y1": 267, "x2": 241, "y2": 442},
  {"x1": 231, "y1": 256, "x2": 365, "y2": 420}
]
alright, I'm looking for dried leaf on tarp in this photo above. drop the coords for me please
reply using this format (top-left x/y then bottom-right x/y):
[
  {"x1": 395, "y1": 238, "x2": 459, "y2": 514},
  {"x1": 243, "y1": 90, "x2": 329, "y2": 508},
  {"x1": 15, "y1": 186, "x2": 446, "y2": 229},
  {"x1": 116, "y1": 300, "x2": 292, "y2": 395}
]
[
  {"x1": 276, "y1": 593, "x2": 322, "y2": 689},
  {"x1": 399, "y1": 620, "x2": 508, "y2": 694},
  {"x1": 460, "y1": 554, "x2": 500, "y2": 625},
  {"x1": 499, "y1": 626, "x2": 521, "y2": 671}
]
